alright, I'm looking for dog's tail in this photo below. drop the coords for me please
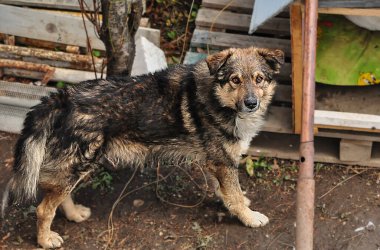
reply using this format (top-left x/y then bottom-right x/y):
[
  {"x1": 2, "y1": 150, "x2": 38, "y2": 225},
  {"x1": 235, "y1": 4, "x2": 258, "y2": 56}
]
[{"x1": 2, "y1": 91, "x2": 65, "y2": 217}]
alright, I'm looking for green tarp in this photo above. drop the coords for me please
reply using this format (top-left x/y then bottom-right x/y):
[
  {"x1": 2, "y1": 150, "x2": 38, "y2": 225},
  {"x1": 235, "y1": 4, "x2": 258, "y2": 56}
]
[{"x1": 316, "y1": 15, "x2": 380, "y2": 86}]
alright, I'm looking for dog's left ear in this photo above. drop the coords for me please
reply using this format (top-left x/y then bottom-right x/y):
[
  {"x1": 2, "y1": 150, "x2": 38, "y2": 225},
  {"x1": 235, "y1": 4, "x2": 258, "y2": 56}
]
[
  {"x1": 256, "y1": 48, "x2": 285, "y2": 74},
  {"x1": 206, "y1": 48, "x2": 235, "y2": 75}
]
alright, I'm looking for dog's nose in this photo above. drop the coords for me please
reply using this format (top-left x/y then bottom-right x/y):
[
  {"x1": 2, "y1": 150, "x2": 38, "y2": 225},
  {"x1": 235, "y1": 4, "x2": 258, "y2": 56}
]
[{"x1": 244, "y1": 97, "x2": 259, "y2": 110}]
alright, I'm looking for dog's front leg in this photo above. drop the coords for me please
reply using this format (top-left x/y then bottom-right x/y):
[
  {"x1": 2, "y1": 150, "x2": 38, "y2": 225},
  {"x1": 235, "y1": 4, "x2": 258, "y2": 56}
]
[{"x1": 208, "y1": 165, "x2": 269, "y2": 227}]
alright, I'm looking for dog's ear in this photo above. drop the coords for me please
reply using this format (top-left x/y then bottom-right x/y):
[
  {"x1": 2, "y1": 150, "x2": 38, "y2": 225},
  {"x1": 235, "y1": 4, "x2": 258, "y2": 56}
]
[
  {"x1": 256, "y1": 48, "x2": 285, "y2": 74},
  {"x1": 205, "y1": 48, "x2": 235, "y2": 75}
]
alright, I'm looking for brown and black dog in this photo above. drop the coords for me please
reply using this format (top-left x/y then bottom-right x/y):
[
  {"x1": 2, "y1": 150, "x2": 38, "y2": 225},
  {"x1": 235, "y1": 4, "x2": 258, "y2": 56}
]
[{"x1": 2, "y1": 47, "x2": 284, "y2": 248}]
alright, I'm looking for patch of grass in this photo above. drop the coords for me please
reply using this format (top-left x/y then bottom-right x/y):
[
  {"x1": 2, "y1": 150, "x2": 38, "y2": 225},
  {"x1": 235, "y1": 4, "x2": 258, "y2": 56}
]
[{"x1": 74, "y1": 168, "x2": 114, "y2": 194}]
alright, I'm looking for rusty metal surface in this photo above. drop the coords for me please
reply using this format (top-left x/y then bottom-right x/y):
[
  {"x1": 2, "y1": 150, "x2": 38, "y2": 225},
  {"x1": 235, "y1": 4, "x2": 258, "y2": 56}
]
[
  {"x1": 0, "y1": 59, "x2": 55, "y2": 85},
  {"x1": 296, "y1": 0, "x2": 318, "y2": 248}
]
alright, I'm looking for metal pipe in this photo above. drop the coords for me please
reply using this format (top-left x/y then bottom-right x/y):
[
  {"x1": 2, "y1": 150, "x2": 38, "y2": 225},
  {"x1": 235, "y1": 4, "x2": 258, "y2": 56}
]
[{"x1": 296, "y1": 0, "x2": 318, "y2": 249}]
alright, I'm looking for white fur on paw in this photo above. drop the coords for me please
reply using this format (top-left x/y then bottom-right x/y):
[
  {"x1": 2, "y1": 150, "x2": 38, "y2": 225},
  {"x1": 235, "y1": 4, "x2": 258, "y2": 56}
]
[
  {"x1": 38, "y1": 231, "x2": 64, "y2": 249},
  {"x1": 242, "y1": 210, "x2": 269, "y2": 228},
  {"x1": 65, "y1": 204, "x2": 91, "y2": 223},
  {"x1": 243, "y1": 196, "x2": 251, "y2": 207}
]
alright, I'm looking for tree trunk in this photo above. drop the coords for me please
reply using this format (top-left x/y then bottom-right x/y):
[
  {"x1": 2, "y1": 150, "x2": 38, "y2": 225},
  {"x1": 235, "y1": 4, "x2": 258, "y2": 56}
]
[{"x1": 100, "y1": 0, "x2": 143, "y2": 77}]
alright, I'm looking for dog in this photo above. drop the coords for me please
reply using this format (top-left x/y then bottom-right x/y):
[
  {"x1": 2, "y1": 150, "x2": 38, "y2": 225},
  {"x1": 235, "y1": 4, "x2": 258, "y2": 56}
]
[{"x1": 2, "y1": 47, "x2": 284, "y2": 248}]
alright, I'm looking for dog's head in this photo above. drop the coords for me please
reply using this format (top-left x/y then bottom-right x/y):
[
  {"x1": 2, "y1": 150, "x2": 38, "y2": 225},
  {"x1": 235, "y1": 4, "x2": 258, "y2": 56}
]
[{"x1": 205, "y1": 47, "x2": 284, "y2": 114}]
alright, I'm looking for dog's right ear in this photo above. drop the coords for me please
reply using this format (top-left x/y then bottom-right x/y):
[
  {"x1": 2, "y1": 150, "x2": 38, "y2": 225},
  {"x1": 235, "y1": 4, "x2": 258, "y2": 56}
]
[{"x1": 206, "y1": 49, "x2": 235, "y2": 75}]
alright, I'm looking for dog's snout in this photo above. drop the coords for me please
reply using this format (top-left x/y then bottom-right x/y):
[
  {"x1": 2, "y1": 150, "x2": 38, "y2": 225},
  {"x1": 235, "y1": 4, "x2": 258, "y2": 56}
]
[{"x1": 244, "y1": 96, "x2": 259, "y2": 110}]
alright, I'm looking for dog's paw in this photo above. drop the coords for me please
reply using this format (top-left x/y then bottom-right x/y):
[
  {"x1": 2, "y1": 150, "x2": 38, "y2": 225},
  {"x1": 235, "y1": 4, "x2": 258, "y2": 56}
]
[
  {"x1": 64, "y1": 204, "x2": 91, "y2": 223},
  {"x1": 243, "y1": 196, "x2": 251, "y2": 207},
  {"x1": 240, "y1": 209, "x2": 269, "y2": 228},
  {"x1": 38, "y1": 231, "x2": 64, "y2": 249}
]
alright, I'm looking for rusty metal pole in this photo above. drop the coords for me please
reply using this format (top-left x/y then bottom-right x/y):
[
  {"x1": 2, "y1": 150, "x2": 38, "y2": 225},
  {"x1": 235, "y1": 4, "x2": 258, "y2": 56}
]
[{"x1": 296, "y1": 0, "x2": 318, "y2": 249}]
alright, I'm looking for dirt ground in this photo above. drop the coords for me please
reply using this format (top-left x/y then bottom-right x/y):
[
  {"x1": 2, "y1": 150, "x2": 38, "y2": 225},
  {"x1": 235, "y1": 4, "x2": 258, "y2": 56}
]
[{"x1": 0, "y1": 132, "x2": 380, "y2": 250}]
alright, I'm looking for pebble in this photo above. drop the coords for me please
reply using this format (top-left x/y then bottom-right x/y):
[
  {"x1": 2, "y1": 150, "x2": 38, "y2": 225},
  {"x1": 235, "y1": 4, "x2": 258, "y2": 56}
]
[
  {"x1": 133, "y1": 199, "x2": 144, "y2": 208},
  {"x1": 159, "y1": 231, "x2": 163, "y2": 236}
]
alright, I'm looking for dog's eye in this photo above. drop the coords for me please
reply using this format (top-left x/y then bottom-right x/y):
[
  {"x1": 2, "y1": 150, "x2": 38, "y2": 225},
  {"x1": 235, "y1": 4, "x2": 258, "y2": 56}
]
[
  {"x1": 231, "y1": 77, "x2": 241, "y2": 84},
  {"x1": 256, "y1": 75, "x2": 263, "y2": 84}
]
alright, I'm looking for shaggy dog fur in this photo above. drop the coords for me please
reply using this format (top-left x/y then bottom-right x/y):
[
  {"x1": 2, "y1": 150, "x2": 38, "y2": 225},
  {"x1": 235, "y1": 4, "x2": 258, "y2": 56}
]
[{"x1": 2, "y1": 47, "x2": 284, "y2": 248}]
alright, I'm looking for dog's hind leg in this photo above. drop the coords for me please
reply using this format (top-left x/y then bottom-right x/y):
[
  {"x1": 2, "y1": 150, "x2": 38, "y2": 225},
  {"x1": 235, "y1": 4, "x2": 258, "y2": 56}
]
[
  {"x1": 36, "y1": 189, "x2": 69, "y2": 249},
  {"x1": 60, "y1": 195, "x2": 91, "y2": 223},
  {"x1": 207, "y1": 165, "x2": 269, "y2": 228}
]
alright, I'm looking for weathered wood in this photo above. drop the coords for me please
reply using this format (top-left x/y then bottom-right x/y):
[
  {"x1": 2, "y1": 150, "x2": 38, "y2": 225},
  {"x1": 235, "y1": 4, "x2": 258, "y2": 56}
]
[
  {"x1": 0, "y1": 0, "x2": 94, "y2": 11},
  {"x1": 318, "y1": 7, "x2": 380, "y2": 16},
  {"x1": 0, "y1": 80, "x2": 56, "y2": 107},
  {"x1": 318, "y1": 0, "x2": 380, "y2": 8},
  {"x1": 191, "y1": 29, "x2": 291, "y2": 55},
  {"x1": 262, "y1": 106, "x2": 293, "y2": 134},
  {"x1": 202, "y1": 0, "x2": 254, "y2": 14},
  {"x1": 0, "y1": 59, "x2": 55, "y2": 84},
  {"x1": 290, "y1": 3, "x2": 303, "y2": 134},
  {"x1": 196, "y1": 8, "x2": 290, "y2": 35},
  {"x1": 0, "y1": 33, "x2": 67, "y2": 51},
  {"x1": 0, "y1": 4, "x2": 160, "y2": 51},
  {"x1": 317, "y1": 128, "x2": 380, "y2": 142},
  {"x1": 315, "y1": 110, "x2": 380, "y2": 132},
  {"x1": 340, "y1": 139, "x2": 373, "y2": 162},
  {"x1": 0, "y1": 44, "x2": 104, "y2": 72},
  {"x1": 249, "y1": 132, "x2": 380, "y2": 167},
  {"x1": 4, "y1": 67, "x2": 101, "y2": 84}
]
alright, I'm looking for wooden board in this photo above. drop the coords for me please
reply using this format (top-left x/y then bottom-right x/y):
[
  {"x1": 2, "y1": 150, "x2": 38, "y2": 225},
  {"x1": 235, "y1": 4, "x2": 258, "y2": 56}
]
[
  {"x1": 290, "y1": 3, "x2": 303, "y2": 134},
  {"x1": 0, "y1": 4, "x2": 160, "y2": 50},
  {"x1": 262, "y1": 106, "x2": 293, "y2": 134},
  {"x1": 315, "y1": 110, "x2": 380, "y2": 132},
  {"x1": 249, "y1": 132, "x2": 380, "y2": 168},
  {"x1": 340, "y1": 139, "x2": 372, "y2": 162},
  {"x1": 0, "y1": 0, "x2": 94, "y2": 10},
  {"x1": 202, "y1": 0, "x2": 254, "y2": 14},
  {"x1": 4, "y1": 67, "x2": 102, "y2": 83},
  {"x1": 196, "y1": 8, "x2": 290, "y2": 35},
  {"x1": 318, "y1": 0, "x2": 380, "y2": 8},
  {"x1": 317, "y1": 128, "x2": 380, "y2": 142},
  {"x1": 191, "y1": 29, "x2": 291, "y2": 55},
  {"x1": 318, "y1": 7, "x2": 380, "y2": 16},
  {"x1": 183, "y1": 52, "x2": 291, "y2": 82}
]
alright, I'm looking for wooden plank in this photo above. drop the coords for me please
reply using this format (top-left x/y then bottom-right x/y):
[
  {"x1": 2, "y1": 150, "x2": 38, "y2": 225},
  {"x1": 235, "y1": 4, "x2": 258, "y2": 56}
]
[
  {"x1": 4, "y1": 67, "x2": 102, "y2": 84},
  {"x1": 196, "y1": 8, "x2": 290, "y2": 35},
  {"x1": 315, "y1": 110, "x2": 380, "y2": 131},
  {"x1": 318, "y1": 8, "x2": 380, "y2": 16},
  {"x1": 249, "y1": 132, "x2": 380, "y2": 167},
  {"x1": 290, "y1": 3, "x2": 303, "y2": 134},
  {"x1": 0, "y1": 0, "x2": 94, "y2": 11},
  {"x1": 318, "y1": 0, "x2": 380, "y2": 8},
  {"x1": 202, "y1": 0, "x2": 254, "y2": 14},
  {"x1": 317, "y1": 128, "x2": 380, "y2": 142},
  {"x1": 191, "y1": 29, "x2": 291, "y2": 55},
  {"x1": 0, "y1": 4, "x2": 160, "y2": 50},
  {"x1": 262, "y1": 106, "x2": 293, "y2": 134},
  {"x1": 183, "y1": 52, "x2": 291, "y2": 82},
  {"x1": 340, "y1": 139, "x2": 372, "y2": 162}
]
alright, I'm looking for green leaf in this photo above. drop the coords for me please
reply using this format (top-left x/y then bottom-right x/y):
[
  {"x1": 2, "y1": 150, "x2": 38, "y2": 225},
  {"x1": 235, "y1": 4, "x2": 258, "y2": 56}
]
[
  {"x1": 171, "y1": 56, "x2": 180, "y2": 63},
  {"x1": 246, "y1": 158, "x2": 254, "y2": 177},
  {"x1": 167, "y1": 30, "x2": 177, "y2": 40},
  {"x1": 92, "y1": 49, "x2": 101, "y2": 57},
  {"x1": 191, "y1": 10, "x2": 197, "y2": 18},
  {"x1": 56, "y1": 81, "x2": 66, "y2": 88}
]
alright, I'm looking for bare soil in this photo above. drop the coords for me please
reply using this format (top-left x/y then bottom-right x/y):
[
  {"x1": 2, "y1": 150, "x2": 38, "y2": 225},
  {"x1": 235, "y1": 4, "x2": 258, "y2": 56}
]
[{"x1": 0, "y1": 132, "x2": 380, "y2": 249}]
